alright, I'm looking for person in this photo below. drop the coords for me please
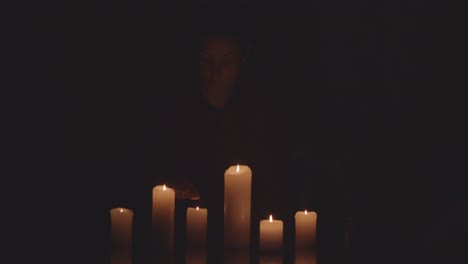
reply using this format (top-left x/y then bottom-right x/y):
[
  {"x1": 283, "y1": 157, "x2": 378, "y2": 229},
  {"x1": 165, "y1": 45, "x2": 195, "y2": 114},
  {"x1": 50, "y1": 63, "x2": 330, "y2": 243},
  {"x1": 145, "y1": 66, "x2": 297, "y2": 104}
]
[
  {"x1": 139, "y1": 5, "x2": 292, "y2": 259},
  {"x1": 109, "y1": 5, "x2": 346, "y2": 262}
]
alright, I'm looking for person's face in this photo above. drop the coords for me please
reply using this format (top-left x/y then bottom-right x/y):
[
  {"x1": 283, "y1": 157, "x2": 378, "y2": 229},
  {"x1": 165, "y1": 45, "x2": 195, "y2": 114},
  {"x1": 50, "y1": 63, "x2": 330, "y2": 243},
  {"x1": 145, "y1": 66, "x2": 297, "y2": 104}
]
[{"x1": 199, "y1": 35, "x2": 243, "y2": 94}]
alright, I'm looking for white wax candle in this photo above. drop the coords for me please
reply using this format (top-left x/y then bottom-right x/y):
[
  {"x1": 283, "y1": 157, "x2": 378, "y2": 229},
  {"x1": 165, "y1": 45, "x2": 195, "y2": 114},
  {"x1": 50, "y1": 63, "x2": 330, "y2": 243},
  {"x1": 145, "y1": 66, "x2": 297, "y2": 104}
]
[
  {"x1": 110, "y1": 207, "x2": 134, "y2": 248},
  {"x1": 259, "y1": 215, "x2": 283, "y2": 252},
  {"x1": 224, "y1": 164, "x2": 252, "y2": 249},
  {"x1": 186, "y1": 206, "x2": 208, "y2": 250},
  {"x1": 295, "y1": 210, "x2": 317, "y2": 249},
  {"x1": 152, "y1": 184, "x2": 175, "y2": 252}
]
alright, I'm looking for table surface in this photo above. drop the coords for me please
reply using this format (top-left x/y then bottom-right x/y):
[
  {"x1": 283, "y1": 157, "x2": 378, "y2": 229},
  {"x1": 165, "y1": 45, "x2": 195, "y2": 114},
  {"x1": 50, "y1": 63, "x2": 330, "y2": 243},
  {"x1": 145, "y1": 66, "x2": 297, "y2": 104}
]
[{"x1": 110, "y1": 248, "x2": 349, "y2": 264}]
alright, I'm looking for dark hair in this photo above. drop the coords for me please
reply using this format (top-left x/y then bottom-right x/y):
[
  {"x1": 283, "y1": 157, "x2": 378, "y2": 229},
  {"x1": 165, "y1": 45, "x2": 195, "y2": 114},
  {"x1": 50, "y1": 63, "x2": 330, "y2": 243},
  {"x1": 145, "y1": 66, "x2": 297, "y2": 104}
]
[{"x1": 190, "y1": 3, "x2": 254, "y2": 55}]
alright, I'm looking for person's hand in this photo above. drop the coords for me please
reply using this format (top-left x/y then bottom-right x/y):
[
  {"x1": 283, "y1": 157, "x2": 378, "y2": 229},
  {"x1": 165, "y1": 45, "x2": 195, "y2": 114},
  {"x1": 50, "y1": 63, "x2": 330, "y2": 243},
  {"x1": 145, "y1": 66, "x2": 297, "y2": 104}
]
[{"x1": 169, "y1": 178, "x2": 200, "y2": 200}]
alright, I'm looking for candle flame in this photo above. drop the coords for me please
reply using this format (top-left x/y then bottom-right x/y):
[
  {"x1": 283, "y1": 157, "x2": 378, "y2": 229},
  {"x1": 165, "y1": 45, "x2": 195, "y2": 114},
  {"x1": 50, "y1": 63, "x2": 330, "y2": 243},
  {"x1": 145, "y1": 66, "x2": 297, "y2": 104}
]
[
  {"x1": 305, "y1": 210, "x2": 308, "y2": 215},
  {"x1": 236, "y1": 165, "x2": 240, "y2": 173},
  {"x1": 196, "y1": 206, "x2": 199, "y2": 210},
  {"x1": 163, "y1": 184, "x2": 166, "y2": 191},
  {"x1": 269, "y1": 215, "x2": 273, "y2": 222},
  {"x1": 120, "y1": 209, "x2": 123, "y2": 213}
]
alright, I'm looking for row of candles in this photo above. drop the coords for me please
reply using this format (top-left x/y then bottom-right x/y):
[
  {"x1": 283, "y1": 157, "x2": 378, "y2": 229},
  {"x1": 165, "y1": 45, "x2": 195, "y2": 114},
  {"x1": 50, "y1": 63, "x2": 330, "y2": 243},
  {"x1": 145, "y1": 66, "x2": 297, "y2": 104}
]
[{"x1": 110, "y1": 165, "x2": 317, "y2": 260}]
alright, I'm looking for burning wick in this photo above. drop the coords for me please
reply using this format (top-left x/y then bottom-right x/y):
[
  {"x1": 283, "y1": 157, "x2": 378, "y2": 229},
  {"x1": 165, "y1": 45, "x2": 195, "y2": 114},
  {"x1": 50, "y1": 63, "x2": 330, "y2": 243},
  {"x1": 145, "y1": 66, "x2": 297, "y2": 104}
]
[
  {"x1": 196, "y1": 206, "x2": 199, "y2": 210},
  {"x1": 305, "y1": 210, "x2": 308, "y2": 215},
  {"x1": 120, "y1": 209, "x2": 123, "y2": 213},
  {"x1": 163, "y1": 184, "x2": 166, "y2": 191},
  {"x1": 236, "y1": 165, "x2": 240, "y2": 173},
  {"x1": 269, "y1": 215, "x2": 273, "y2": 223}
]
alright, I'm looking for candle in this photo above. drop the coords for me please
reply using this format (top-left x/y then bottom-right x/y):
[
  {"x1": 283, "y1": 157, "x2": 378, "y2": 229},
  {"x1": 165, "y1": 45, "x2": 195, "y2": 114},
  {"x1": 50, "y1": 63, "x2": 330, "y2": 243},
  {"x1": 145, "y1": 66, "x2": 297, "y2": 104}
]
[
  {"x1": 295, "y1": 210, "x2": 317, "y2": 249},
  {"x1": 259, "y1": 215, "x2": 283, "y2": 253},
  {"x1": 224, "y1": 164, "x2": 252, "y2": 249},
  {"x1": 186, "y1": 206, "x2": 208, "y2": 250},
  {"x1": 110, "y1": 207, "x2": 133, "y2": 248},
  {"x1": 152, "y1": 184, "x2": 175, "y2": 253},
  {"x1": 110, "y1": 207, "x2": 133, "y2": 264}
]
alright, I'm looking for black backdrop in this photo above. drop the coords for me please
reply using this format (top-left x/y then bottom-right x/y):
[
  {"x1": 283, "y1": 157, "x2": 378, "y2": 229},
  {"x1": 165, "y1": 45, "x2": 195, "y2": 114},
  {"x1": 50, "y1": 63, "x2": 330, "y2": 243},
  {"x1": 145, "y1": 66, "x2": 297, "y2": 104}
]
[{"x1": 4, "y1": 1, "x2": 467, "y2": 263}]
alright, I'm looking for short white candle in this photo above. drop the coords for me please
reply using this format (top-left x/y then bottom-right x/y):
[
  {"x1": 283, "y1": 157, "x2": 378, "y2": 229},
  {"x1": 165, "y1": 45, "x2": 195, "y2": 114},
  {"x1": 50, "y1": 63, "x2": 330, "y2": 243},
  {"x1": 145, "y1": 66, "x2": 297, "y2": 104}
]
[
  {"x1": 110, "y1": 207, "x2": 133, "y2": 264},
  {"x1": 186, "y1": 206, "x2": 208, "y2": 250},
  {"x1": 152, "y1": 184, "x2": 175, "y2": 252},
  {"x1": 259, "y1": 215, "x2": 283, "y2": 253},
  {"x1": 295, "y1": 210, "x2": 317, "y2": 249},
  {"x1": 224, "y1": 164, "x2": 252, "y2": 249},
  {"x1": 110, "y1": 207, "x2": 133, "y2": 248}
]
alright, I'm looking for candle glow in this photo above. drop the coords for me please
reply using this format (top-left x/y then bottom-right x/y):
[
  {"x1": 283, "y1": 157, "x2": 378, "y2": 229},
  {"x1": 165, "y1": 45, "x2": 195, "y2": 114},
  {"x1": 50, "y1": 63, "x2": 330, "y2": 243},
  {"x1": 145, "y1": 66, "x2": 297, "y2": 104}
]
[
  {"x1": 186, "y1": 206, "x2": 208, "y2": 250},
  {"x1": 295, "y1": 210, "x2": 317, "y2": 249},
  {"x1": 224, "y1": 164, "x2": 252, "y2": 249},
  {"x1": 110, "y1": 207, "x2": 133, "y2": 264},
  {"x1": 152, "y1": 185, "x2": 175, "y2": 253},
  {"x1": 260, "y1": 215, "x2": 283, "y2": 252},
  {"x1": 110, "y1": 207, "x2": 133, "y2": 248}
]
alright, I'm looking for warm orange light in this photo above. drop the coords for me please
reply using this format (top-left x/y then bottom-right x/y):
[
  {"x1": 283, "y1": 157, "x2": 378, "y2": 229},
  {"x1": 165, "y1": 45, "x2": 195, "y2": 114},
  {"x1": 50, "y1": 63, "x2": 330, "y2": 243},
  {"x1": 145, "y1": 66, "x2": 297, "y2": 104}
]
[
  {"x1": 163, "y1": 184, "x2": 166, "y2": 191},
  {"x1": 120, "y1": 209, "x2": 123, "y2": 213},
  {"x1": 305, "y1": 210, "x2": 308, "y2": 215},
  {"x1": 196, "y1": 206, "x2": 199, "y2": 210},
  {"x1": 269, "y1": 215, "x2": 273, "y2": 222},
  {"x1": 236, "y1": 165, "x2": 240, "y2": 173}
]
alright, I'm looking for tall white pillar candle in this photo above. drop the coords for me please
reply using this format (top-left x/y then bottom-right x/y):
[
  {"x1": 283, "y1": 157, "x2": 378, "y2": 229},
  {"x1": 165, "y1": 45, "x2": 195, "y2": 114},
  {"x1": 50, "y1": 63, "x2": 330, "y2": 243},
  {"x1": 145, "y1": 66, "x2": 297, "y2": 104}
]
[
  {"x1": 224, "y1": 164, "x2": 252, "y2": 249},
  {"x1": 259, "y1": 215, "x2": 283, "y2": 253},
  {"x1": 295, "y1": 210, "x2": 317, "y2": 249},
  {"x1": 152, "y1": 184, "x2": 175, "y2": 252},
  {"x1": 186, "y1": 206, "x2": 208, "y2": 250},
  {"x1": 110, "y1": 207, "x2": 133, "y2": 248}
]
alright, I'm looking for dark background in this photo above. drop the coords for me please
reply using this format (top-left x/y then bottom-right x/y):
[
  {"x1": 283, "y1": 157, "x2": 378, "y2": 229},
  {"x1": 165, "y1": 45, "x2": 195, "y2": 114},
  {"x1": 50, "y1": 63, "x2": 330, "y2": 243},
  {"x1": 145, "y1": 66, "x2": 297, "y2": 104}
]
[{"x1": 4, "y1": 1, "x2": 467, "y2": 263}]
